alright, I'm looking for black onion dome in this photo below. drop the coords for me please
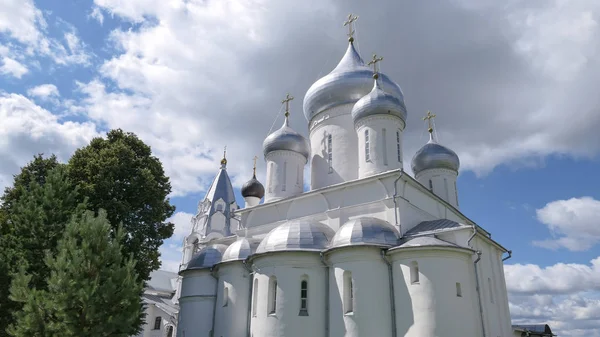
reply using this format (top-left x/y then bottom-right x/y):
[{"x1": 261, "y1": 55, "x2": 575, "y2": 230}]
[{"x1": 241, "y1": 174, "x2": 265, "y2": 199}]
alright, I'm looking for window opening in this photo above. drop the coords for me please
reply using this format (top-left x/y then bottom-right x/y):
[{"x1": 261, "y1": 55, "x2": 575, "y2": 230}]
[
  {"x1": 456, "y1": 282, "x2": 462, "y2": 297},
  {"x1": 382, "y1": 128, "x2": 388, "y2": 166},
  {"x1": 153, "y1": 317, "x2": 161, "y2": 330},
  {"x1": 365, "y1": 130, "x2": 370, "y2": 162},
  {"x1": 268, "y1": 163, "x2": 274, "y2": 193},
  {"x1": 223, "y1": 286, "x2": 229, "y2": 307},
  {"x1": 396, "y1": 130, "x2": 402, "y2": 162},
  {"x1": 327, "y1": 134, "x2": 333, "y2": 173},
  {"x1": 252, "y1": 279, "x2": 258, "y2": 317},
  {"x1": 300, "y1": 279, "x2": 308, "y2": 316},
  {"x1": 411, "y1": 261, "x2": 419, "y2": 284},
  {"x1": 428, "y1": 179, "x2": 433, "y2": 192},
  {"x1": 282, "y1": 162, "x2": 287, "y2": 191},
  {"x1": 167, "y1": 326, "x2": 174, "y2": 337},
  {"x1": 343, "y1": 271, "x2": 354, "y2": 314},
  {"x1": 268, "y1": 277, "x2": 277, "y2": 314}
]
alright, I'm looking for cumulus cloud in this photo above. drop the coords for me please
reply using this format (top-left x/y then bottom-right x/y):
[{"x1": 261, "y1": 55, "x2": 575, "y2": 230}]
[
  {"x1": 0, "y1": 93, "x2": 100, "y2": 192},
  {"x1": 533, "y1": 197, "x2": 600, "y2": 251},
  {"x1": 27, "y1": 84, "x2": 60, "y2": 100},
  {"x1": 168, "y1": 211, "x2": 195, "y2": 242},
  {"x1": 506, "y1": 258, "x2": 600, "y2": 336},
  {"x1": 0, "y1": 57, "x2": 28, "y2": 78}
]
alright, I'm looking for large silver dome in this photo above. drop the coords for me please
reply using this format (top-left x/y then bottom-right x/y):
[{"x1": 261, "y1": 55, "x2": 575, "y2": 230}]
[
  {"x1": 255, "y1": 221, "x2": 335, "y2": 254},
  {"x1": 351, "y1": 80, "x2": 407, "y2": 124},
  {"x1": 221, "y1": 237, "x2": 261, "y2": 263},
  {"x1": 330, "y1": 217, "x2": 400, "y2": 249},
  {"x1": 303, "y1": 42, "x2": 404, "y2": 122},
  {"x1": 411, "y1": 135, "x2": 460, "y2": 176},
  {"x1": 262, "y1": 117, "x2": 310, "y2": 159},
  {"x1": 184, "y1": 244, "x2": 228, "y2": 271}
]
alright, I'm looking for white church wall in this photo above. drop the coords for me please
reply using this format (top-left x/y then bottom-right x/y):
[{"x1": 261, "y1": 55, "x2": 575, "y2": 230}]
[
  {"x1": 177, "y1": 270, "x2": 217, "y2": 337},
  {"x1": 326, "y1": 247, "x2": 393, "y2": 337},
  {"x1": 356, "y1": 115, "x2": 405, "y2": 179},
  {"x1": 250, "y1": 253, "x2": 327, "y2": 337},
  {"x1": 471, "y1": 236, "x2": 513, "y2": 337},
  {"x1": 265, "y1": 151, "x2": 306, "y2": 202},
  {"x1": 389, "y1": 248, "x2": 480, "y2": 337},
  {"x1": 415, "y1": 168, "x2": 459, "y2": 209},
  {"x1": 309, "y1": 104, "x2": 358, "y2": 190},
  {"x1": 213, "y1": 262, "x2": 252, "y2": 337}
]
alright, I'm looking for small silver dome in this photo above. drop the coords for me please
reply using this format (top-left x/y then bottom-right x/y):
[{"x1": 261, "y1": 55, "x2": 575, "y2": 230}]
[
  {"x1": 411, "y1": 135, "x2": 460, "y2": 175},
  {"x1": 330, "y1": 217, "x2": 400, "y2": 249},
  {"x1": 255, "y1": 221, "x2": 335, "y2": 254},
  {"x1": 351, "y1": 80, "x2": 407, "y2": 124},
  {"x1": 303, "y1": 42, "x2": 404, "y2": 122},
  {"x1": 221, "y1": 237, "x2": 261, "y2": 263},
  {"x1": 262, "y1": 117, "x2": 310, "y2": 159},
  {"x1": 184, "y1": 244, "x2": 228, "y2": 271},
  {"x1": 241, "y1": 174, "x2": 265, "y2": 199}
]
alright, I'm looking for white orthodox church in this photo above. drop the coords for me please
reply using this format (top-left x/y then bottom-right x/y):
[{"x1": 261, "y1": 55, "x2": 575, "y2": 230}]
[{"x1": 144, "y1": 14, "x2": 554, "y2": 337}]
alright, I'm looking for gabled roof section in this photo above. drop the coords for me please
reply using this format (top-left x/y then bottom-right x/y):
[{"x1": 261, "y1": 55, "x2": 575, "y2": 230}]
[
  {"x1": 142, "y1": 293, "x2": 178, "y2": 317},
  {"x1": 405, "y1": 219, "x2": 470, "y2": 236},
  {"x1": 146, "y1": 270, "x2": 178, "y2": 293}
]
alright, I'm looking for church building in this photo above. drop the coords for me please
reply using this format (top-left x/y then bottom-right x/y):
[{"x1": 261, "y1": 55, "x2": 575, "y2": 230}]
[{"x1": 173, "y1": 14, "x2": 522, "y2": 337}]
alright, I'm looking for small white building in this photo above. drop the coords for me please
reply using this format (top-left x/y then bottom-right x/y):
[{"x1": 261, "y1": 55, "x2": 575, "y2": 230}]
[
  {"x1": 136, "y1": 270, "x2": 178, "y2": 337},
  {"x1": 172, "y1": 14, "x2": 551, "y2": 337}
]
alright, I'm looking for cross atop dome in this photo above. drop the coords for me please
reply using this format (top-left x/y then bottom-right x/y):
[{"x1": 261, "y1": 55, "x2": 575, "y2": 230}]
[
  {"x1": 252, "y1": 155, "x2": 258, "y2": 177},
  {"x1": 220, "y1": 145, "x2": 227, "y2": 168},
  {"x1": 368, "y1": 54, "x2": 384, "y2": 79},
  {"x1": 282, "y1": 93, "x2": 294, "y2": 118},
  {"x1": 423, "y1": 110, "x2": 436, "y2": 134},
  {"x1": 343, "y1": 14, "x2": 359, "y2": 42}
]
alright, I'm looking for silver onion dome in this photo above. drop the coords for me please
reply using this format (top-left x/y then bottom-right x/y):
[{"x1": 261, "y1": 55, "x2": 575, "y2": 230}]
[
  {"x1": 255, "y1": 221, "x2": 335, "y2": 255},
  {"x1": 303, "y1": 41, "x2": 404, "y2": 122},
  {"x1": 262, "y1": 116, "x2": 310, "y2": 159},
  {"x1": 241, "y1": 173, "x2": 265, "y2": 199},
  {"x1": 184, "y1": 244, "x2": 229, "y2": 271},
  {"x1": 411, "y1": 134, "x2": 460, "y2": 176},
  {"x1": 221, "y1": 237, "x2": 261, "y2": 263},
  {"x1": 351, "y1": 79, "x2": 407, "y2": 124},
  {"x1": 329, "y1": 217, "x2": 400, "y2": 249}
]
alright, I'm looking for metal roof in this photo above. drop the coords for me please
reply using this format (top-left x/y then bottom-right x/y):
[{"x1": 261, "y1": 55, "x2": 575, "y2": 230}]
[
  {"x1": 512, "y1": 324, "x2": 555, "y2": 336},
  {"x1": 405, "y1": 219, "x2": 470, "y2": 236}
]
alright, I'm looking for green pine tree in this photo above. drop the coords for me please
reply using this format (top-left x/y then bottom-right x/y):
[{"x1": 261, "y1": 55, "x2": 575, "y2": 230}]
[
  {"x1": 8, "y1": 210, "x2": 144, "y2": 337},
  {"x1": 0, "y1": 164, "x2": 84, "y2": 336}
]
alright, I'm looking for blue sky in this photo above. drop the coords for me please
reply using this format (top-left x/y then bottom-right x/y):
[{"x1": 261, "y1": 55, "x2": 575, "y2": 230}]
[{"x1": 2, "y1": 0, "x2": 600, "y2": 335}]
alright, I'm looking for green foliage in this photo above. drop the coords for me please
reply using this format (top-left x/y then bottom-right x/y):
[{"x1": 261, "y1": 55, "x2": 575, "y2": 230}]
[
  {"x1": 68, "y1": 129, "x2": 175, "y2": 281},
  {"x1": 0, "y1": 160, "x2": 81, "y2": 337},
  {"x1": 8, "y1": 211, "x2": 144, "y2": 337}
]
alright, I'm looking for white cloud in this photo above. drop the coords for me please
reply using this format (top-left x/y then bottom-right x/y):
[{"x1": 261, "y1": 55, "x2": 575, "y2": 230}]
[
  {"x1": 0, "y1": 57, "x2": 28, "y2": 78},
  {"x1": 89, "y1": 6, "x2": 105, "y2": 25},
  {"x1": 0, "y1": 0, "x2": 46, "y2": 46},
  {"x1": 0, "y1": 92, "x2": 100, "y2": 192},
  {"x1": 506, "y1": 258, "x2": 600, "y2": 336},
  {"x1": 168, "y1": 211, "x2": 195, "y2": 242},
  {"x1": 533, "y1": 197, "x2": 600, "y2": 251},
  {"x1": 27, "y1": 84, "x2": 60, "y2": 100}
]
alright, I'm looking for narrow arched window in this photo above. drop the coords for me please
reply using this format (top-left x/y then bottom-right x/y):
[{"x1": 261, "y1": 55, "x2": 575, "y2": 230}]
[
  {"x1": 428, "y1": 179, "x2": 433, "y2": 192},
  {"x1": 488, "y1": 278, "x2": 494, "y2": 303},
  {"x1": 252, "y1": 279, "x2": 258, "y2": 317},
  {"x1": 410, "y1": 261, "x2": 419, "y2": 284},
  {"x1": 396, "y1": 130, "x2": 402, "y2": 162},
  {"x1": 454, "y1": 181, "x2": 459, "y2": 207},
  {"x1": 365, "y1": 130, "x2": 370, "y2": 162},
  {"x1": 268, "y1": 162, "x2": 274, "y2": 193},
  {"x1": 153, "y1": 317, "x2": 161, "y2": 330},
  {"x1": 343, "y1": 271, "x2": 353, "y2": 314},
  {"x1": 444, "y1": 177, "x2": 449, "y2": 201},
  {"x1": 327, "y1": 134, "x2": 333, "y2": 173},
  {"x1": 297, "y1": 164, "x2": 301, "y2": 185},
  {"x1": 282, "y1": 161, "x2": 287, "y2": 191},
  {"x1": 223, "y1": 286, "x2": 229, "y2": 307},
  {"x1": 456, "y1": 282, "x2": 462, "y2": 297},
  {"x1": 268, "y1": 277, "x2": 277, "y2": 314},
  {"x1": 299, "y1": 279, "x2": 308, "y2": 316},
  {"x1": 382, "y1": 128, "x2": 388, "y2": 166},
  {"x1": 167, "y1": 326, "x2": 174, "y2": 337}
]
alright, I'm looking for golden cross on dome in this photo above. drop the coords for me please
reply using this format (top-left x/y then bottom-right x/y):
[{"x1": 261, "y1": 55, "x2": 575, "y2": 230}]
[
  {"x1": 343, "y1": 14, "x2": 359, "y2": 42},
  {"x1": 282, "y1": 93, "x2": 294, "y2": 118},
  {"x1": 220, "y1": 145, "x2": 227, "y2": 165},
  {"x1": 367, "y1": 54, "x2": 384, "y2": 77},
  {"x1": 423, "y1": 111, "x2": 436, "y2": 133},
  {"x1": 252, "y1": 155, "x2": 258, "y2": 176}
]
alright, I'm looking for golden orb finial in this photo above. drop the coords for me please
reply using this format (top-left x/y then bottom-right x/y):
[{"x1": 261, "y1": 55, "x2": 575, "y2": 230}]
[{"x1": 220, "y1": 146, "x2": 227, "y2": 166}]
